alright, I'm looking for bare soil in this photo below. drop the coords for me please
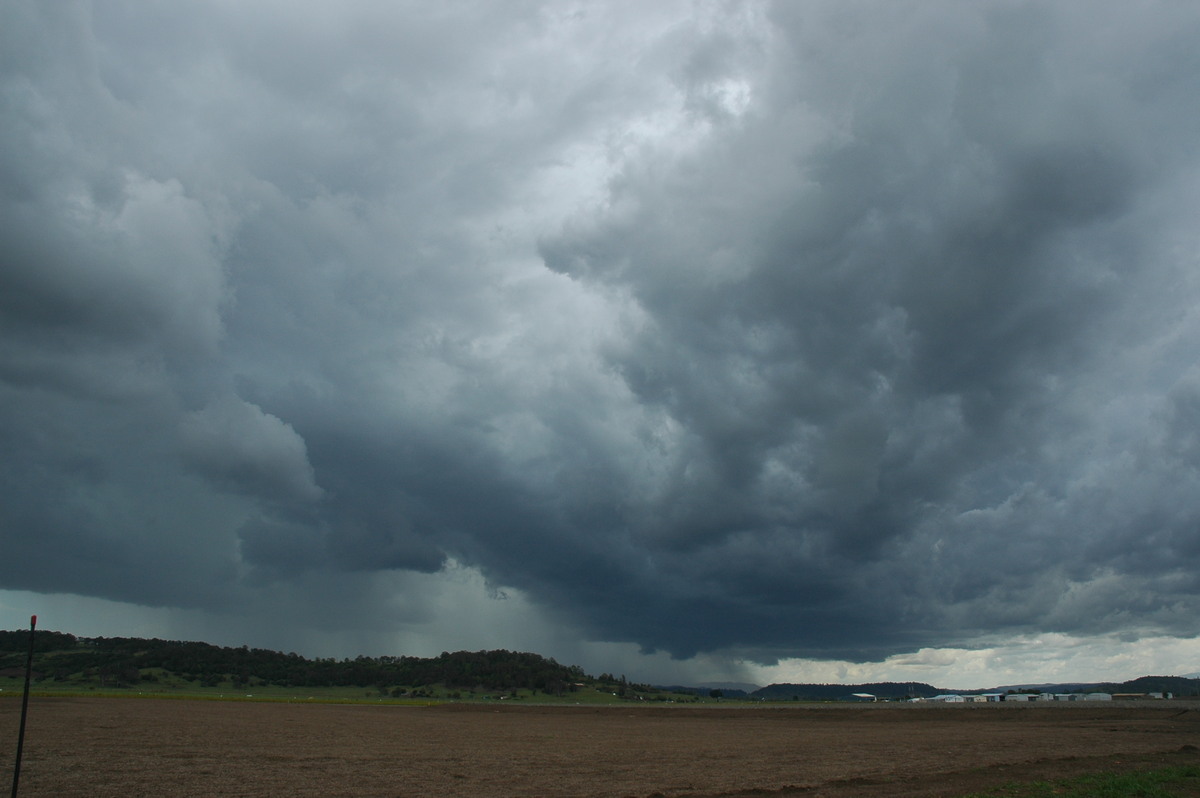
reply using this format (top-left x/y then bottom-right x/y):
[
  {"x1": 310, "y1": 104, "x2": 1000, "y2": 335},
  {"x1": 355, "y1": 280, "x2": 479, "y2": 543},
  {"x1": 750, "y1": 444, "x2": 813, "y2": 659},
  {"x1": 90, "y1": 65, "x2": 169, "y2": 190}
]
[{"x1": 3, "y1": 697, "x2": 1199, "y2": 797}]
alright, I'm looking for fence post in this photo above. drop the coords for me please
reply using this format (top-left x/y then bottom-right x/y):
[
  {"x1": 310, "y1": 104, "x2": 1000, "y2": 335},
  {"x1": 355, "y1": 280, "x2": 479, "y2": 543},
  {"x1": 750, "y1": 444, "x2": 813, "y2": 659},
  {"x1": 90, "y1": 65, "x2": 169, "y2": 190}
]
[{"x1": 10, "y1": 615, "x2": 37, "y2": 798}]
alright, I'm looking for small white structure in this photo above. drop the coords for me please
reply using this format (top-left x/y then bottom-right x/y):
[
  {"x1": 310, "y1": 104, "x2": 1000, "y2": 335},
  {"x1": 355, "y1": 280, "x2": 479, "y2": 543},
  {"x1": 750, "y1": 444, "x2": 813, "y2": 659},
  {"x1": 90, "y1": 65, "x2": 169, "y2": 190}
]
[
  {"x1": 1084, "y1": 692, "x2": 1113, "y2": 701},
  {"x1": 929, "y1": 694, "x2": 965, "y2": 703}
]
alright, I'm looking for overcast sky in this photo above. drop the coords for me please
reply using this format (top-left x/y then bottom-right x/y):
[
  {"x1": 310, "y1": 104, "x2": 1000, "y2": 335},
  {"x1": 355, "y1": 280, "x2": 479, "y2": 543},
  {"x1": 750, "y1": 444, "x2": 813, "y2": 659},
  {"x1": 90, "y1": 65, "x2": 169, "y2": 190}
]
[{"x1": 3, "y1": 0, "x2": 1200, "y2": 689}]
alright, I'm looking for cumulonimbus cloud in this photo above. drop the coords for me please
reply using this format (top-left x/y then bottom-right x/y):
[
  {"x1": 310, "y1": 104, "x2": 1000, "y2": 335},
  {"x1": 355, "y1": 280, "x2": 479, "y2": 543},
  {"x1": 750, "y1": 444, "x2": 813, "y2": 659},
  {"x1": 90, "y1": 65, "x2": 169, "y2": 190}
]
[{"x1": 2, "y1": 0, "x2": 1199, "y2": 665}]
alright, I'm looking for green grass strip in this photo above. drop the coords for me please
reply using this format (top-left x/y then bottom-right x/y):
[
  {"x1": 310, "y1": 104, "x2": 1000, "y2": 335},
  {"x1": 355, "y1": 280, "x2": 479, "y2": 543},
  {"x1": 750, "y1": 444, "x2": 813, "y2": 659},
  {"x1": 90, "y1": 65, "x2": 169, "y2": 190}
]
[{"x1": 963, "y1": 764, "x2": 1200, "y2": 797}]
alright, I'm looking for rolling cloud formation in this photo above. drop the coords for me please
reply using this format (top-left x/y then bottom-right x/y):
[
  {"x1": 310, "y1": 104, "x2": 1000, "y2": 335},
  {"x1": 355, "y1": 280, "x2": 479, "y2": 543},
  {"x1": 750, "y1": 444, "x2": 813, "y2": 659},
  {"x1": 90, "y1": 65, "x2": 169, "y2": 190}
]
[{"x1": 3, "y1": 1, "x2": 1200, "y2": 665}]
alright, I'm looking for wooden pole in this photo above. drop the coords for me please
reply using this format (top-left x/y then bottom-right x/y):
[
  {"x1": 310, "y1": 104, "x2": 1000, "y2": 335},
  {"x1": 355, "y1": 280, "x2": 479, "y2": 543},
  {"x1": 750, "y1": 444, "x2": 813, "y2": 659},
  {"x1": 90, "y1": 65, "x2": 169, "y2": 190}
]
[{"x1": 10, "y1": 615, "x2": 36, "y2": 798}]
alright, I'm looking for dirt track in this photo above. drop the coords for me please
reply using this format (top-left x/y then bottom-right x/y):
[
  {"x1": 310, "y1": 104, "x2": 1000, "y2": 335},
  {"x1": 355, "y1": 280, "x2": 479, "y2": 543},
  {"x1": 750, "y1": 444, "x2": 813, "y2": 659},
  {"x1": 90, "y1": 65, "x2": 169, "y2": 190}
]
[{"x1": 3, "y1": 697, "x2": 1199, "y2": 797}]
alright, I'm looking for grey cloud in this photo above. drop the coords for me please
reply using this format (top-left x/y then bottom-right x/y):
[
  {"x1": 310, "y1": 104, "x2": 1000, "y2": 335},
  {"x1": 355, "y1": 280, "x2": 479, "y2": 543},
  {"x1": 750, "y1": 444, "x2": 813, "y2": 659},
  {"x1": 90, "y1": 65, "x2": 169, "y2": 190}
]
[
  {"x1": 3, "y1": 1, "x2": 1200, "y2": 668},
  {"x1": 534, "y1": 0, "x2": 1200, "y2": 659},
  {"x1": 179, "y1": 395, "x2": 323, "y2": 504}
]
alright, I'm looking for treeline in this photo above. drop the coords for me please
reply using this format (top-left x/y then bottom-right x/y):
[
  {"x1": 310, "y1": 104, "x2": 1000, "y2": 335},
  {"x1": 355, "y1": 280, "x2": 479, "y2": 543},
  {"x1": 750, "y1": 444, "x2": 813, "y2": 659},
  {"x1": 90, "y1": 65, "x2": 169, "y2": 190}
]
[
  {"x1": 0, "y1": 629, "x2": 78, "y2": 653},
  {"x1": 0, "y1": 631, "x2": 586, "y2": 693}
]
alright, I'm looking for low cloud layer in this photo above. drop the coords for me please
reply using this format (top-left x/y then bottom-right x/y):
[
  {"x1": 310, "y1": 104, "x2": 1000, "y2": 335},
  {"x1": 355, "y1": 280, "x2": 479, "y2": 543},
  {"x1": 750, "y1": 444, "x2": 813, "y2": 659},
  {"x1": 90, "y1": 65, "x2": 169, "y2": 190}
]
[{"x1": 3, "y1": 1, "x2": 1200, "y2": 673}]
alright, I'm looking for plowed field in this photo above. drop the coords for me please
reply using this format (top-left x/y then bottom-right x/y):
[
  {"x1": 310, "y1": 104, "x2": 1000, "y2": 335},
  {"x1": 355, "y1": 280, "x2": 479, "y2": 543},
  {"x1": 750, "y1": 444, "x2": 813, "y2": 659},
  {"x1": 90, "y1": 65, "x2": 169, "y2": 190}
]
[{"x1": 3, "y1": 697, "x2": 1199, "y2": 797}]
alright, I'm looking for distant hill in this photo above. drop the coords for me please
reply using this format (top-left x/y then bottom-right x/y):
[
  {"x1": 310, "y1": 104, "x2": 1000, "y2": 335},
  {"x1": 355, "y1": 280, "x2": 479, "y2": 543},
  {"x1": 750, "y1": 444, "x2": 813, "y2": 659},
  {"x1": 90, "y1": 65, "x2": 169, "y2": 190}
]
[
  {"x1": 730, "y1": 675, "x2": 1200, "y2": 701},
  {"x1": 699, "y1": 681, "x2": 762, "y2": 694},
  {"x1": 986, "y1": 676, "x2": 1200, "y2": 696},
  {"x1": 659, "y1": 685, "x2": 751, "y2": 699},
  {"x1": 751, "y1": 682, "x2": 939, "y2": 701},
  {"x1": 1116, "y1": 675, "x2": 1200, "y2": 694},
  {"x1": 0, "y1": 630, "x2": 588, "y2": 694}
]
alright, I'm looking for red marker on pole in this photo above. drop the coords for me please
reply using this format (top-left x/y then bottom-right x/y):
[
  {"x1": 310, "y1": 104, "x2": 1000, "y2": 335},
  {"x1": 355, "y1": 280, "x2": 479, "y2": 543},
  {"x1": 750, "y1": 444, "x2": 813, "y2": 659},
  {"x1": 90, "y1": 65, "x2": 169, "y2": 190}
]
[{"x1": 10, "y1": 615, "x2": 36, "y2": 798}]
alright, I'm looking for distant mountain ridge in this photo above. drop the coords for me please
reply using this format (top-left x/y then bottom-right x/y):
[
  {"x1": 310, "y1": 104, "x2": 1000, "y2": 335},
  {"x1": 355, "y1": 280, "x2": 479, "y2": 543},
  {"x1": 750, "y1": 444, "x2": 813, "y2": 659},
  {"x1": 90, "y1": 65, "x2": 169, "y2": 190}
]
[
  {"x1": 751, "y1": 682, "x2": 939, "y2": 701},
  {"x1": 747, "y1": 674, "x2": 1200, "y2": 701}
]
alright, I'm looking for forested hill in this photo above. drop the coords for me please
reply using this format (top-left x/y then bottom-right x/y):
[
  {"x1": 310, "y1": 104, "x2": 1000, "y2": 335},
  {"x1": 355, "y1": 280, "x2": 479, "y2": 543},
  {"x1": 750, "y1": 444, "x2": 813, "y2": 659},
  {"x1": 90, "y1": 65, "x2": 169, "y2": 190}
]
[{"x1": 0, "y1": 630, "x2": 586, "y2": 693}]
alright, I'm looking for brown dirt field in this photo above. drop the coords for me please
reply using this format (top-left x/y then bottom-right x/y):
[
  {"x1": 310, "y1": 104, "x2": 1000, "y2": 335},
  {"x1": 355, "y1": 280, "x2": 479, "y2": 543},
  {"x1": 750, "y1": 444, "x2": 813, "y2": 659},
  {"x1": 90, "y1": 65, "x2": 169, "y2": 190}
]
[{"x1": 2, "y1": 697, "x2": 1199, "y2": 797}]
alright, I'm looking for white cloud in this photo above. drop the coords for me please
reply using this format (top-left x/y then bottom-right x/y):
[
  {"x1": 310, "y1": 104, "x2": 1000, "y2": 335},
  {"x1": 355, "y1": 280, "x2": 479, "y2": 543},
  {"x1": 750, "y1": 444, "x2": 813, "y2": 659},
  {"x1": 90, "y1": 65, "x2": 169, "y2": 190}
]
[{"x1": 751, "y1": 633, "x2": 1200, "y2": 688}]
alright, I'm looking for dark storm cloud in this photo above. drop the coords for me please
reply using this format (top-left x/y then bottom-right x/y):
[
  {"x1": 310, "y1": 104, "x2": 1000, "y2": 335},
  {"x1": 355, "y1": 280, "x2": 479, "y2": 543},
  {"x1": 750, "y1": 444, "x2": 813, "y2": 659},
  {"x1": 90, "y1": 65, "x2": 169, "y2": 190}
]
[
  {"x1": 537, "y1": 0, "x2": 1200, "y2": 659},
  {"x1": 3, "y1": 0, "x2": 1200, "y2": 665}
]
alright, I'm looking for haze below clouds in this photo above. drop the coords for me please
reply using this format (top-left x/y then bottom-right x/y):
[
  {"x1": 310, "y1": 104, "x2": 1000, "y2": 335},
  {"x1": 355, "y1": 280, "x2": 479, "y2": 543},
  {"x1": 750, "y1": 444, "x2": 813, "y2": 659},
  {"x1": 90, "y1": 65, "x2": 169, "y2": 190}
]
[{"x1": 3, "y1": 0, "x2": 1200, "y2": 687}]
